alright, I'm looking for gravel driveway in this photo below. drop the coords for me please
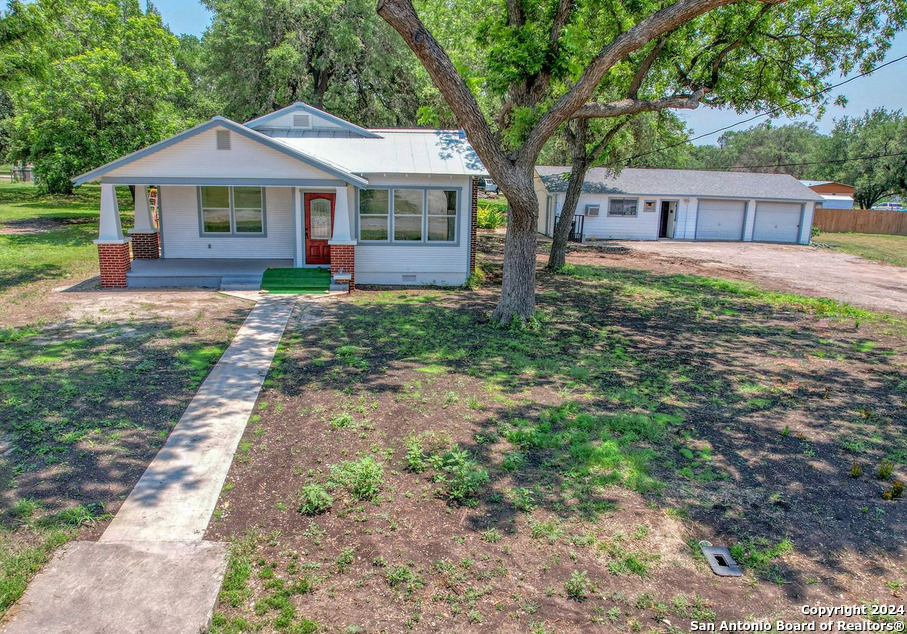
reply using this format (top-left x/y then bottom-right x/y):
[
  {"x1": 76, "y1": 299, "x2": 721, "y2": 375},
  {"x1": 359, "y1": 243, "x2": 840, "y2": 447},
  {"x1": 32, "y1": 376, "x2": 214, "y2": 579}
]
[{"x1": 573, "y1": 240, "x2": 907, "y2": 315}]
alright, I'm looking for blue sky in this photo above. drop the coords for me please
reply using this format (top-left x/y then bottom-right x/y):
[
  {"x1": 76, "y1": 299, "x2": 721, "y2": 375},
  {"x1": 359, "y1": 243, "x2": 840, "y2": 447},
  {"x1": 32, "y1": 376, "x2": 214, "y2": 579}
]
[{"x1": 153, "y1": 0, "x2": 907, "y2": 146}]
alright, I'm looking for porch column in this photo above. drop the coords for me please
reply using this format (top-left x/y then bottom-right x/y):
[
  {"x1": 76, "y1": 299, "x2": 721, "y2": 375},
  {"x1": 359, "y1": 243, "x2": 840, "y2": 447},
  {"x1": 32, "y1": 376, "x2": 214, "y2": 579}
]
[
  {"x1": 328, "y1": 185, "x2": 356, "y2": 290},
  {"x1": 128, "y1": 186, "x2": 160, "y2": 259},
  {"x1": 94, "y1": 183, "x2": 131, "y2": 288}
]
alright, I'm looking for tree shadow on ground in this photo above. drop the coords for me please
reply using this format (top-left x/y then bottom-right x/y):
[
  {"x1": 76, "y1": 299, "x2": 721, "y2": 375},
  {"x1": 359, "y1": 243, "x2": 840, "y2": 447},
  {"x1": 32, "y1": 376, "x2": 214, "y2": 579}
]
[{"x1": 265, "y1": 261, "x2": 906, "y2": 602}]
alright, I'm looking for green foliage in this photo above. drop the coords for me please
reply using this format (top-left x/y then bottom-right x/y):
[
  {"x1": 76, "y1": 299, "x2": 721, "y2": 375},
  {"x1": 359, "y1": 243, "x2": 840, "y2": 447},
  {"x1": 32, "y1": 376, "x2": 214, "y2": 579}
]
[
  {"x1": 328, "y1": 456, "x2": 385, "y2": 501},
  {"x1": 201, "y1": 0, "x2": 427, "y2": 126},
  {"x1": 730, "y1": 538, "x2": 793, "y2": 580},
  {"x1": 2, "y1": 0, "x2": 193, "y2": 193},
  {"x1": 297, "y1": 484, "x2": 333, "y2": 515},
  {"x1": 477, "y1": 199, "x2": 507, "y2": 229},
  {"x1": 430, "y1": 447, "x2": 490, "y2": 504},
  {"x1": 564, "y1": 570, "x2": 591, "y2": 601}
]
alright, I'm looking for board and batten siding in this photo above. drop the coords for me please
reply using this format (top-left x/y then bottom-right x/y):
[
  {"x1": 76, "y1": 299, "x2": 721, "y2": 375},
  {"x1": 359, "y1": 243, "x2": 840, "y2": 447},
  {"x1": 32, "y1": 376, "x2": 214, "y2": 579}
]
[
  {"x1": 103, "y1": 127, "x2": 337, "y2": 181},
  {"x1": 159, "y1": 186, "x2": 294, "y2": 259},
  {"x1": 354, "y1": 175, "x2": 472, "y2": 286}
]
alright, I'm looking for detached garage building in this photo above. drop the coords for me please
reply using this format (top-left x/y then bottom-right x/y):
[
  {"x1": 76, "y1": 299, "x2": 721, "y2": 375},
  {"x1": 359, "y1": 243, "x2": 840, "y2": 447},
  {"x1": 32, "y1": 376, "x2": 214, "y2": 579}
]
[{"x1": 536, "y1": 167, "x2": 822, "y2": 244}]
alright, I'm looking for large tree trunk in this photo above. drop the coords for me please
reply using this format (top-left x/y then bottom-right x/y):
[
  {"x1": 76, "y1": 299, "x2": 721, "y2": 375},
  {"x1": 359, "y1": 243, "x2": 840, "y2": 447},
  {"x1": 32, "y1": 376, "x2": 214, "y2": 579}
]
[
  {"x1": 547, "y1": 159, "x2": 590, "y2": 271},
  {"x1": 491, "y1": 172, "x2": 539, "y2": 325}
]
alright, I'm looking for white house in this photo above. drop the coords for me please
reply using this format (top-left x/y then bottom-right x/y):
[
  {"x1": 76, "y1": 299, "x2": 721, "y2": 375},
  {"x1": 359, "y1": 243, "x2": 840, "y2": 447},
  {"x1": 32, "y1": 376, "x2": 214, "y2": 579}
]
[
  {"x1": 74, "y1": 102, "x2": 485, "y2": 290},
  {"x1": 537, "y1": 167, "x2": 823, "y2": 244}
]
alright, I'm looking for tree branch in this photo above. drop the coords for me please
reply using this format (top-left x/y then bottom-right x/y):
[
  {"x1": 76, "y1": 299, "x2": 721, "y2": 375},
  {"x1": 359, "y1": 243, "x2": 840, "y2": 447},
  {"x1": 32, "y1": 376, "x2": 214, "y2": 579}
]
[
  {"x1": 376, "y1": 0, "x2": 514, "y2": 178},
  {"x1": 519, "y1": 0, "x2": 789, "y2": 164},
  {"x1": 628, "y1": 35, "x2": 667, "y2": 99},
  {"x1": 573, "y1": 89, "x2": 706, "y2": 118}
]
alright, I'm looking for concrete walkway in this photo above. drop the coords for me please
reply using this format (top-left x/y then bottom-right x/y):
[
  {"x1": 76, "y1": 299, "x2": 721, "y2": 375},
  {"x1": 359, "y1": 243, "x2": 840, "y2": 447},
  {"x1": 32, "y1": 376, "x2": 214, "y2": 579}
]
[{"x1": 2, "y1": 295, "x2": 297, "y2": 634}]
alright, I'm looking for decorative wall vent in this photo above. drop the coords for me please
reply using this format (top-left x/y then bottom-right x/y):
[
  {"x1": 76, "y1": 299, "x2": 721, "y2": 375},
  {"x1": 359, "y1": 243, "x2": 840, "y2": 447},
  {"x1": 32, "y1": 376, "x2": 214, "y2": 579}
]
[
  {"x1": 293, "y1": 114, "x2": 312, "y2": 128},
  {"x1": 216, "y1": 130, "x2": 231, "y2": 150},
  {"x1": 402, "y1": 274, "x2": 417, "y2": 283}
]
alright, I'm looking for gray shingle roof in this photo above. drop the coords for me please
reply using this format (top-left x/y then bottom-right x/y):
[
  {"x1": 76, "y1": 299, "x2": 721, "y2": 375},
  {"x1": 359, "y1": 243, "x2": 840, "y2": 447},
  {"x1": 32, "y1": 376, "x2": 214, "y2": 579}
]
[{"x1": 537, "y1": 166, "x2": 823, "y2": 202}]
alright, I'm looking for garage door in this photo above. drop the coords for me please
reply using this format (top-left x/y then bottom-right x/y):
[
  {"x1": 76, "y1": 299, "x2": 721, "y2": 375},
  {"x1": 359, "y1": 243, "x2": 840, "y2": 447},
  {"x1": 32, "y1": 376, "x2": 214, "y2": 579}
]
[
  {"x1": 753, "y1": 202, "x2": 802, "y2": 243},
  {"x1": 695, "y1": 199, "x2": 746, "y2": 240}
]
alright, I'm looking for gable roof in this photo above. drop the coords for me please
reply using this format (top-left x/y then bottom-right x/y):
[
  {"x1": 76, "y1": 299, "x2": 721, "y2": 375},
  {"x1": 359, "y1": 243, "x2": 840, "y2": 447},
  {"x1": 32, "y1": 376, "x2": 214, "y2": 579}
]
[
  {"x1": 72, "y1": 116, "x2": 369, "y2": 187},
  {"x1": 537, "y1": 166, "x2": 823, "y2": 202},
  {"x1": 244, "y1": 102, "x2": 382, "y2": 139}
]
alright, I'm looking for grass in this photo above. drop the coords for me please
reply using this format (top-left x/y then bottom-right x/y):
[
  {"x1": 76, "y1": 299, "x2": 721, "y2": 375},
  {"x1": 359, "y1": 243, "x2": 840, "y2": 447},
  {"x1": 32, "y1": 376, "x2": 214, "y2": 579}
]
[
  {"x1": 210, "y1": 235, "x2": 907, "y2": 630},
  {"x1": 815, "y1": 231, "x2": 907, "y2": 267}
]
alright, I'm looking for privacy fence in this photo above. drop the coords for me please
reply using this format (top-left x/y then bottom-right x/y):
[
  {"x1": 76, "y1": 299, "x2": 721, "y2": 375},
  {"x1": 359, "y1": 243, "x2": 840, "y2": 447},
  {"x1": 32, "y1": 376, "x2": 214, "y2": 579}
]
[{"x1": 813, "y1": 207, "x2": 907, "y2": 236}]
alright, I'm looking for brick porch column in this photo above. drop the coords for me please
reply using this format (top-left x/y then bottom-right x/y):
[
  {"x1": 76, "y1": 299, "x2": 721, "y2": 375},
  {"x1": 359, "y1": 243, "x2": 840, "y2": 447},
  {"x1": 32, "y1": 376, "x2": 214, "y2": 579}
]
[
  {"x1": 97, "y1": 242, "x2": 132, "y2": 288},
  {"x1": 128, "y1": 186, "x2": 160, "y2": 259},
  {"x1": 95, "y1": 183, "x2": 132, "y2": 288},
  {"x1": 330, "y1": 245, "x2": 355, "y2": 290},
  {"x1": 470, "y1": 177, "x2": 479, "y2": 274}
]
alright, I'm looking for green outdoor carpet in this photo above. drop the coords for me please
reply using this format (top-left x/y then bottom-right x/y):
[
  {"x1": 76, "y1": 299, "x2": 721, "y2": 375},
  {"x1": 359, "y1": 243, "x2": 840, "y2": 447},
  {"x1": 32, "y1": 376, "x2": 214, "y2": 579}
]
[{"x1": 261, "y1": 267, "x2": 331, "y2": 294}]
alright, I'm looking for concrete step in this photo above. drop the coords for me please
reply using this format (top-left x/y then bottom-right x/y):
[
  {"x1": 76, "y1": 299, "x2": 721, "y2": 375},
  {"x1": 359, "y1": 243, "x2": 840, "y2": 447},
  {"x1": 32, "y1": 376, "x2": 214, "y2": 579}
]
[{"x1": 220, "y1": 273, "x2": 263, "y2": 291}]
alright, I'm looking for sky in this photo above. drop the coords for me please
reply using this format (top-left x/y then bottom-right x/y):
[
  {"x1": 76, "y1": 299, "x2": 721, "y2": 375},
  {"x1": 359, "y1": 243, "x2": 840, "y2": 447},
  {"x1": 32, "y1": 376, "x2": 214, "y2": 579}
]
[{"x1": 152, "y1": 0, "x2": 907, "y2": 146}]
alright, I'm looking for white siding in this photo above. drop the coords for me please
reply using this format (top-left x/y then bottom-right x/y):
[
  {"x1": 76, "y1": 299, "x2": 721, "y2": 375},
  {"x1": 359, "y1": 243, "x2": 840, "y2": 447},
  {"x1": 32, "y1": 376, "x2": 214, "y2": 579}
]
[
  {"x1": 753, "y1": 201, "x2": 803, "y2": 243},
  {"x1": 159, "y1": 186, "x2": 294, "y2": 259},
  {"x1": 553, "y1": 194, "x2": 660, "y2": 240},
  {"x1": 533, "y1": 173, "x2": 549, "y2": 234},
  {"x1": 799, "y1": 203, "x2": 815, "y2": 244},
  {"x1": 354, "y1": 175, "x2": 472, "y2": 285},
  {"x1": 695, "y1": 199, "x2": 746, "y2": 240},
  {"x1": 106, "y1": 127, "x2": 337, "y2": 181}
]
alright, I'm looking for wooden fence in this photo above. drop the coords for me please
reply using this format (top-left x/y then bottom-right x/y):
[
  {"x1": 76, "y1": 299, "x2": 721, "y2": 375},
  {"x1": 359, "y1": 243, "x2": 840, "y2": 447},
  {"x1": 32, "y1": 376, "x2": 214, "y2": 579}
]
[{"x1": 813, "y1": 207, "x2": 907, "y2": 236}]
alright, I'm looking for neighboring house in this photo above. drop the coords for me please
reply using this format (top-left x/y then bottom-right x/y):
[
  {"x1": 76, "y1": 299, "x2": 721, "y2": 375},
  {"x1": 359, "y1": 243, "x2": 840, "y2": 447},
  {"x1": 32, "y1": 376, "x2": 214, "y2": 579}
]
[
  {"x1": 536, "y1": 167, "x2": 822, "y2": 244},
  {"x1": 74, "y1": 102, "x2": 485, "y2": 289},
  {"x1": 800, "y1": 180, "x2": 855, "y2": 210}
]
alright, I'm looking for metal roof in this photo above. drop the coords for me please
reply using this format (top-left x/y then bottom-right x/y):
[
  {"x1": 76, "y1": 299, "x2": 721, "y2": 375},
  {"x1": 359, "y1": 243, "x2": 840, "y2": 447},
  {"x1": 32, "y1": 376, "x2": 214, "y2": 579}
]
[
  {"x1": 538, "y1": 166, "x2": 823, "y2": 202},
  {"x1": 273, "y1": 130, "x2": 487, "y2": 177}
]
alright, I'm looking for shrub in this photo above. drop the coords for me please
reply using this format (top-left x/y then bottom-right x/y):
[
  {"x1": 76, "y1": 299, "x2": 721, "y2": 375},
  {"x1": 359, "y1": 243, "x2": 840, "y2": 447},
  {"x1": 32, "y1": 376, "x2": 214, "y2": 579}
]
[
  {"x1": 329, "y1": 457, "x2": 384, "y2": 501},
  {"x1": 477, "y1": 200, "x2": 507, "y2": 229},
  {"x1": 298, "y1": 484, "x2": 333, "y2": 515},
  {"x1": 878, "y1": 459, "x2": 894, "y2": 480},
  {"x1": 431, "y1": 448, "x2": 489, "y2": 504},
  {"x1": 849, "y1": 462, "x2": 863, "y2": 478},
  {"x1": 565, "y1": 570, "x2": 591, "y2": 601},
  {"x1": 404, "y1": 435, "x2": 426, "y2": 473}
]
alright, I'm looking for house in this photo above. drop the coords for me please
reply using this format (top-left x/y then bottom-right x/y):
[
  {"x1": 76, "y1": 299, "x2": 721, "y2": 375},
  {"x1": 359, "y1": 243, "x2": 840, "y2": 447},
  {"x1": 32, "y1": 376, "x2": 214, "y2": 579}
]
[
  {"x1": 74, "y1": 102, "x2": 486, "y2": 290},
  {"x1": 536, "y1": 167, "x2": 823, "y2": 244},
  {"x1": 799, "y1": 180, "x2": 855, "y2": 210}
]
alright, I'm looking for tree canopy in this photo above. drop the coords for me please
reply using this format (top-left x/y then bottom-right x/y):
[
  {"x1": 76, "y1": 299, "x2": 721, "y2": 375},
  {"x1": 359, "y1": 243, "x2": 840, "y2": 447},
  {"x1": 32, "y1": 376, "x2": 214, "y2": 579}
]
[{"x1": 1, "y1": 0, "x2": 192, "y2": 194}]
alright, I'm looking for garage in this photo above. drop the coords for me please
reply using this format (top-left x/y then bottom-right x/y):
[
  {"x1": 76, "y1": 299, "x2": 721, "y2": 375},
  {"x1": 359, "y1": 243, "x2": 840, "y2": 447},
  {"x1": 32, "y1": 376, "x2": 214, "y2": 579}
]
[
  {"x1": 695, "y1": 199, "x2": 746, "y2": 241},
  {"x1": 753, "y1": 202, "x2": 803, "y2": 243}
]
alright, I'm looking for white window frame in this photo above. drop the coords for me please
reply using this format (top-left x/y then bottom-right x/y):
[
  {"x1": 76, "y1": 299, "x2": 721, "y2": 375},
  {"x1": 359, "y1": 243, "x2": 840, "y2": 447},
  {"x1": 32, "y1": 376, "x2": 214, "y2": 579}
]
[
  {"x1": 198, "y1": 186, "x2": 266, "y2": 236},
  {"x1": 607, "y1": 198, "x2": 639, "y2": 217},
  {"x1": 357, "y1": 187, "x2": 460, "y2": 245}
]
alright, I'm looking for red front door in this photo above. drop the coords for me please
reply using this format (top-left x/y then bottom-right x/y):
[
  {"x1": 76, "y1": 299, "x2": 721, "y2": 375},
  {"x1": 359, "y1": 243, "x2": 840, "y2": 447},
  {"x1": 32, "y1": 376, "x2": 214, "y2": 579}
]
[{"x1": 304, "y1": 193, "x2": 335, "y2": 265}]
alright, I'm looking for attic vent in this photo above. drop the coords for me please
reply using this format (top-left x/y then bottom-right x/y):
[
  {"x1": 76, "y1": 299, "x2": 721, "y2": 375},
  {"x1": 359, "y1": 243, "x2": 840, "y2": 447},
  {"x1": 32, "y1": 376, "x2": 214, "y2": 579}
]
[
  {"x1": 216, "y1": 130, "x2": 231, "y2": 150},
  {"x1": 293, "y1": 114, "x2": 311, "y2": 128},
  {"x1": 402, "y1": 274, "x2": 417, "y2": 283}
]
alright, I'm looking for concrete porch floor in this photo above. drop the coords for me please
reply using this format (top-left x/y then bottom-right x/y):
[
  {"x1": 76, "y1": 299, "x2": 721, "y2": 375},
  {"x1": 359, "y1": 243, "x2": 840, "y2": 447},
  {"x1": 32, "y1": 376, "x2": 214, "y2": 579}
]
[{"x1": 126, "y1": 258, "x2": 295, "y2": 289}]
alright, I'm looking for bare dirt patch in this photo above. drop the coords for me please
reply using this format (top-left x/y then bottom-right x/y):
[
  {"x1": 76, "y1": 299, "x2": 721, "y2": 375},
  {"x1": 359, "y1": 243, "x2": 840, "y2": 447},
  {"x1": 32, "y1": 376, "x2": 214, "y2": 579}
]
[
  {"x1": 207, "y1": 239, "x2": 906, "y2": 633},
  {"x1": 0, "y1": 216, "x2": 97, "y2": 236}
]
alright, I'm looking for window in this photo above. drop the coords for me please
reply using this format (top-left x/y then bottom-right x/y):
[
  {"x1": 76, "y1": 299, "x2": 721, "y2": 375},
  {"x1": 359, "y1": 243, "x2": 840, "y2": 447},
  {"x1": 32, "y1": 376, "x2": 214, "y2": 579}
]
[
  {"x1": 394, "y1": 189, "x2": 424, "y2": 241},
  {"x1": 358, "y1": 189, "x2": 389, "y2": 240},
  {"x1": 427, "y1": 190, "x2": 457, "y2": 241},
  {"x1": 644, "y1": 200, "x2": 657, "y2": 212},
  {"x1": 358, "y1": 188, "x2": 459, "y2": 243},
  {"x1": 608, "y1": 198, "x2": 638, "y2": 217},
  {"x1": 199, "y1": 186, "x2": 264, "y2": 235},
  {"x1": 584, "y1": 204, "x2": 600, "y2": 217}
]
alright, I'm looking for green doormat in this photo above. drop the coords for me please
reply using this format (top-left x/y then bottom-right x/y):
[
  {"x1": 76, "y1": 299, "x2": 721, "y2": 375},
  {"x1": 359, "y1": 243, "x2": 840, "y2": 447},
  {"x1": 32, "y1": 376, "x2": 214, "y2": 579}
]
[{"x1": 261, "y1": 268, "x2": 331, "y2": 294}]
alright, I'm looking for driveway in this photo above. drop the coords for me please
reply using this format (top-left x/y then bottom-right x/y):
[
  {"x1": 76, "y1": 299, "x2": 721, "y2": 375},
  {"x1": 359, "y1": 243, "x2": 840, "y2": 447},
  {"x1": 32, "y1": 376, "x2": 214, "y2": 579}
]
[{"x1": 570, "y1": 240, "x2": 907, "y2": 315}]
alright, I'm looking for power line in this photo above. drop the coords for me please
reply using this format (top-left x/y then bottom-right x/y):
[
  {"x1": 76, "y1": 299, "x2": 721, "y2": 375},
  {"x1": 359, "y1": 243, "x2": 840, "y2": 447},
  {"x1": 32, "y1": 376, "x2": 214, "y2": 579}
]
[
  {"x1": 626, "y1": 52, "x2": 907, "y2": 164},
  {"x1": 718, "y1": 149, "x2": 907, "y2": 171}
]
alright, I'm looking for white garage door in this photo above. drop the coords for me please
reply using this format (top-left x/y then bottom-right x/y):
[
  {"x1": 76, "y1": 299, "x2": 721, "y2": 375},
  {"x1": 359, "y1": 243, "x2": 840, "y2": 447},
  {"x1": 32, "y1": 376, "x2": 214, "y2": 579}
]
[
  {"x1": 696, "y1": 199, "x2": 746, "y2": 241},
  {"x1": 753, "y1": 202, "x2": 802, "y2": 243}
]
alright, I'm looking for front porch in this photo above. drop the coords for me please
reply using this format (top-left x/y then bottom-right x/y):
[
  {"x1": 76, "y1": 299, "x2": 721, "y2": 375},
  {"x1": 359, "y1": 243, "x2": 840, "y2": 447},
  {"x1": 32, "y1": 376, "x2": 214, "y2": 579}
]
[{"x1": 127, "y1": 258, "x2": 294, "y2": 289}]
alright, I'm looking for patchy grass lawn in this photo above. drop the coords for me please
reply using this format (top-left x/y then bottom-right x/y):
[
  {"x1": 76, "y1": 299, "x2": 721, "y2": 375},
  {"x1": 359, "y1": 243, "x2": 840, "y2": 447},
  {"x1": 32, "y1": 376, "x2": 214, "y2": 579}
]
[
  {"x1": 208, "y1": 236, "x2": 907, "y2": 633},
  {"x1": 0, "y1": 182, "x2": 253, "y2": 617},
  {"x1": 816, "y1": 231, "x2": 907, "y2": 267}
]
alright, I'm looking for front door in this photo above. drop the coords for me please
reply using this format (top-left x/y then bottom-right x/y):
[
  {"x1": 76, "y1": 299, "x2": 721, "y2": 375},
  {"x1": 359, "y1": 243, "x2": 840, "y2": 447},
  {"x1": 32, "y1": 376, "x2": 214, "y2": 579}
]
[{"x1": 304, "y1": 193, "x2": 335, "y2": 264}]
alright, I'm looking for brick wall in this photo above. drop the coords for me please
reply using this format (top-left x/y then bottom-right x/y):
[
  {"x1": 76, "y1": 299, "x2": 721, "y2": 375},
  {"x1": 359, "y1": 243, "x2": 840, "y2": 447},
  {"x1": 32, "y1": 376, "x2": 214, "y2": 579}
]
[
  {"x1": 131, "y1": 232, "x2": 160, "y2": 259},
  {"x1": 470, "y1": 177, "x2": 478, "y2": 275},
  {"x1": 330, "y1": 245, "x2": 355, "y2": 290},
  {"x1": 97, "y1": 242, "x2": 131, "y2": 288}
]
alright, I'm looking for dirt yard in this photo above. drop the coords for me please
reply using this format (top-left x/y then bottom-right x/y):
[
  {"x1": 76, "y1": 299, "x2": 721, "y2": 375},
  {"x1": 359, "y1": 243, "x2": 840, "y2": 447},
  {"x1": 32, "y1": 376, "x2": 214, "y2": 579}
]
[
  {"x1": 206, "y1": 235, "x2": 906, "y2": 634},
  {"x1": 564, "y1": 240, "x2": 907, "y2": 316}
]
